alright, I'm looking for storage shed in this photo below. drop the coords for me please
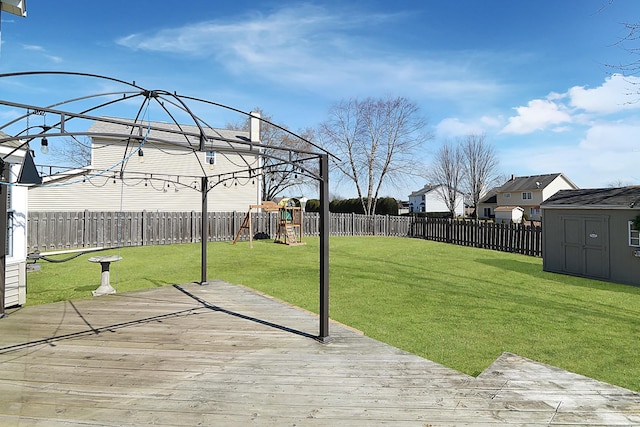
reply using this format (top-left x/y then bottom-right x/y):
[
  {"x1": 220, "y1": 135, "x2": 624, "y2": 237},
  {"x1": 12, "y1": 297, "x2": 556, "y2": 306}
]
[
  {"x1": 494, "y1": 206, "x2": 524, "y2": 224},
  {"x1": 541, "y1": 187, "x2": 640, "y2": 286}
]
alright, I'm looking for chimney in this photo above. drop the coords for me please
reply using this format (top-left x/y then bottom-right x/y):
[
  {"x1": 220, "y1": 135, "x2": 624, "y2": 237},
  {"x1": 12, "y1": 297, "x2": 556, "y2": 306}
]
[
  {"x1": 249, "y1": 111, "x2": 261, "y2": 143},
  {"x1": 511, "y1": 174, "x2": 515, "y2": 181}
]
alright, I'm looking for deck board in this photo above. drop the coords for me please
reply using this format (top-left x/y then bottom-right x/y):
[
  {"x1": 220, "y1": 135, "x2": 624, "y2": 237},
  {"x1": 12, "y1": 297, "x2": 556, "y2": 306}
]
[{"x1": 0, "y1": 280, "x2": 638, "y2": 426}]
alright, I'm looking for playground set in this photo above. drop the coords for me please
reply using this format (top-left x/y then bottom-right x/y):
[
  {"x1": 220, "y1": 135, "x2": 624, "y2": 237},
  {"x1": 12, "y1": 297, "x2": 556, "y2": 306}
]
[{"x1": 233, "y1": 198, "x2": 306, "y2": 248}]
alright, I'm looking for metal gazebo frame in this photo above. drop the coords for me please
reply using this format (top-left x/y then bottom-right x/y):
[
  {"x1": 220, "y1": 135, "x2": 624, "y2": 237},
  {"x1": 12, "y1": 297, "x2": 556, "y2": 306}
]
[{"x1": 0, "y1": 71, "x2": 333, "y2": 342}]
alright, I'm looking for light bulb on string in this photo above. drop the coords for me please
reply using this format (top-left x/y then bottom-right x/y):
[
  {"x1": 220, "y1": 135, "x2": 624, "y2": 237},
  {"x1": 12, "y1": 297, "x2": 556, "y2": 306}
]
[{"x1": 40, "y1": 137, "x2": 49, "y2": 155}]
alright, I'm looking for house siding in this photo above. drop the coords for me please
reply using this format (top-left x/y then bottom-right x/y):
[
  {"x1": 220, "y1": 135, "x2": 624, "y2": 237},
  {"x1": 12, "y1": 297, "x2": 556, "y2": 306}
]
[
  {"x1": 5, "y1": 262, "x2": 26, "y2": 308},
  {"x1": 409, "y1": 185, "x2": 464, "y2": 215},
  {"x1": 29, "y1": 175, "x2": 259, "y2": 212},
  {"x1": 6, "y1": 163, "x2": 27, "y2": 307},
  {"x1": 497, "y1": 174, "x2": 577, "y2": 221},
  {"x1": 29, "y1": 133, "x2": 261, "y2": 212},
  {"x1": 541, "y1": 176, "x2": 574, "y2": 204}
]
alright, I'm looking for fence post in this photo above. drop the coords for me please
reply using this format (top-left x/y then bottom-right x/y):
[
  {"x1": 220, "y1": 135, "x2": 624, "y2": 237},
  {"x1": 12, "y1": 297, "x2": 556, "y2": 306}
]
[{"x1": 351, "y1": 212, "x2": 355, "y2": 236}]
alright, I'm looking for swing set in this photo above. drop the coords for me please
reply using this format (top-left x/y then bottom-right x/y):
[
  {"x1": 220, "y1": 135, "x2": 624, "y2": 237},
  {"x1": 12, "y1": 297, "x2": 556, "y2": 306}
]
[{"x1": 233, "y1": 198, "x2": 306, "y2": 248}]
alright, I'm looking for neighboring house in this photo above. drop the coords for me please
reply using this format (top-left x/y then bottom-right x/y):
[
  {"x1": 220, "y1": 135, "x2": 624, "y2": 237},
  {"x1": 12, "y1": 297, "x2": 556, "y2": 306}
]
[
  {"x1": 541, "y1": 186, "x2": 640, "y2": 287},
  {"x1": 408, "y1": 184, "x2": 464, "y2": 216},
  {"x1": 0, "y1": 132, "x2": 28, "y2": 307},
  {"x1": 29, "y1": 117, "x2": 262, "y2": 212},
  {"x1": 495, "y1": 173, "x2": 578, "y2": 221},
  {"x1": 477, "y1": 187, "x2": 498, "y2": 219},
  {"x1": 494, "y1": 206, "x2": 524, "y2": 224}
]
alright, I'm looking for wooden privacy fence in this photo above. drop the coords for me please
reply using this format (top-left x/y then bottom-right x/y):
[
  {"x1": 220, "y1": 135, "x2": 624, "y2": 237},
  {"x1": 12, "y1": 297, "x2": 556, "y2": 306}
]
[
  {"x1": 27, "y1": 211, "x2": 412, "y2": 252},
  {"x1": 27, "y1": 211, "x2": 542, "y2": 257},
  {"x1": 409, "y1": 217, "x2": 542, "y2": 257}
]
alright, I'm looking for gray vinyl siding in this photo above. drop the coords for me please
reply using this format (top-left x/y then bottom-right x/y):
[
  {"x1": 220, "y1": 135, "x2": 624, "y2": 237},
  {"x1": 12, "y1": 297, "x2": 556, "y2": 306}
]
[
  {"x1": 5, "y1": 261, "x2": 26, "y2": 307},
  {"x1": 29, "y1": 174, "x2": 259, "y2": 212},
  {"x1": 30, "y1": 138, "x2": 261, "y2": 212},
  {"x1": 543, "y1": 208, "x2": 640, "y2": 286}
]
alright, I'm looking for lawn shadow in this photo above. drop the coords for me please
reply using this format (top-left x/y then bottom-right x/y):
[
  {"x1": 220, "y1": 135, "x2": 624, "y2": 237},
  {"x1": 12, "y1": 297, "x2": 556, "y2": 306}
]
[{"x1": 476, "y1": 258, "x2": 640, "y2": 296}]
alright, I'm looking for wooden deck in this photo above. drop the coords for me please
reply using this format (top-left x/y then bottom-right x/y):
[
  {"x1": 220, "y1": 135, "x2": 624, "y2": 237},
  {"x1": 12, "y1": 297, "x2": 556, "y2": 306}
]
[{"x1": 0, "y1": 281, "x2": 638, "y2": 426}]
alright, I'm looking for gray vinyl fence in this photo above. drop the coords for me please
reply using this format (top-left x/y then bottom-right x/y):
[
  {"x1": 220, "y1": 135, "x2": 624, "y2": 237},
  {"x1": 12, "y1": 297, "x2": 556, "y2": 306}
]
[{"x1": 27, "y1": 211, "x2": 542, "y2": 257}]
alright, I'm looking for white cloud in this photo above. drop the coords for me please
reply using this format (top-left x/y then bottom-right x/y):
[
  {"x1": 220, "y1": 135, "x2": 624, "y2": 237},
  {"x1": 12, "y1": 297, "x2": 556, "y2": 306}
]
[
  {"x1": 578, "y1": 122, "x2": 640, "y2": 152},
  {"x1": 21, "y1": 44, "x2": 63, "y2": 63},
  {"x1": 22, "y1": 44, "x2": 45, "y2": 51},
  {"x1": 436, "y1": 116, "x2": 502, "y2": 137},
  {"x1": 500, "y1": 141, "x2": 639, "y2": 188},
  {"x1": 568, "y1": 74, "x2": 640, "y2": 114},
  {"x1": 501, "y1": 74, "x2": 640, "y2": 136},
  {"x1": 501, "y1": 99, "x2": 572, "y2": 134},
  {"x1": 115, "y1": 4, "x2": 507, "y2": 102}
]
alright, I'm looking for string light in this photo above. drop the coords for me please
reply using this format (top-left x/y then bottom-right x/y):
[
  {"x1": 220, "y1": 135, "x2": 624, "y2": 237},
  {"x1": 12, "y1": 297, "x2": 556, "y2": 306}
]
[{"x1": 40, "y1": 137, "x2": 49, "y2": 154}]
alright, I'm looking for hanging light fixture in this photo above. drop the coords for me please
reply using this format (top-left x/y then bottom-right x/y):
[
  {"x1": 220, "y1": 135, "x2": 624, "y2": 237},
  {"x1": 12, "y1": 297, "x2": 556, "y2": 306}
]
[
  {"x1": 40, "y1": 137, "x2": 49, "y2": 154},
  {"x1": 138, "y1": 148, "x2": 144, "y2": 163}
]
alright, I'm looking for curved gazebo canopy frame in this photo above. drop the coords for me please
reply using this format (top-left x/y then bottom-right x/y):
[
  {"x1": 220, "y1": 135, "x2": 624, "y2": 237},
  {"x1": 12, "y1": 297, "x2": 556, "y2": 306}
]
[{"x1": 0, "y1": 71, "x2": 333, "y2": 342}]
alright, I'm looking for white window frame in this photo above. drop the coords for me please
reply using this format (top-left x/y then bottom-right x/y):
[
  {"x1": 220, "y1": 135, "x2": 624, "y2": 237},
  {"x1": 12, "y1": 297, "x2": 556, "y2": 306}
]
[
  {"x1": 522, "y1": 192, "x2": 532, "y2": 200},
  {"x1": 504, "y1": 193, "x2": 511, "y2": 199},
  {"x1": 629, "y1": 221, "x2": 640, "y2": 247}
]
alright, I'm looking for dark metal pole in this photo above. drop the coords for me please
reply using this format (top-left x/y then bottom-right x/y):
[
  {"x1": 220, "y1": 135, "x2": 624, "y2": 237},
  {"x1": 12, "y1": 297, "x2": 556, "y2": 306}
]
[
  {"x1": 0, "y1": 161, "x2": 7, "y2": 318},
  {"x1": 318, "y1": 154, "x2": 330, "y2": 342},
  {"x1": 200, "y1": 177, "x2": 208, "y2": 285}
]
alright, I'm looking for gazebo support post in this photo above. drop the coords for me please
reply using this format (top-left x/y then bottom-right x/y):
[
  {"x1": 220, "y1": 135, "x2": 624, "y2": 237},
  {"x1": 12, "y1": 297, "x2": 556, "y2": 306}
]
[
  {"x1": 318, "y1": 153, "x2": 330, "y2": 342},
  {"x1": 200, "y1": 176, "x2": 208, "y2": 285}
]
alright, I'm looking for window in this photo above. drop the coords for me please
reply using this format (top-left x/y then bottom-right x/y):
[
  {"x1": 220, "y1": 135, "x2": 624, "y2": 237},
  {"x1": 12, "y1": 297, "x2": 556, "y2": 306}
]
[
  {"x1": 522, "y1": 192, "x2": 532, "y2": 200},
  {"x1": 504, "y1": 193, "x2": 511, "y2": 198},
  {"x1": 530, "y1": 207, "x2": 541, "y2": 217},
  {"x1": 205, "y1": 151, "x2": 216, "y2": 168},
  {"x1": 629, "y1": 221, "x2": 640, "y2": 247}
]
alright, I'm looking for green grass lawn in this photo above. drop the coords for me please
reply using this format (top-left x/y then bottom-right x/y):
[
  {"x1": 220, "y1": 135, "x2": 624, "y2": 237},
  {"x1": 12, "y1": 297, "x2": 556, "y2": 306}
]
[{"x1": 26, "y1": 236, "x2": 640, "y2": 392}]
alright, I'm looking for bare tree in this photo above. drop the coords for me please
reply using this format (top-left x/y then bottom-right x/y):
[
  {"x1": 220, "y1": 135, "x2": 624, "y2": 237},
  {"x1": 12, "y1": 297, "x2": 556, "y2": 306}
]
[
  {"x1": 428, "y1": 141, "x2": 464, "y2": 217},
  {"x1": 317, "y1": 96, "x2": 430, "y2": 216},
  {"x1": 607, "y1": 179, "x2": 633, "y2": 187},
  {"x1": 228, "y1": 109, "x2": 315, "y2": 201},
  {"x1": 459, "y1": 134, "x2": 500, "y2": 219},
  {"x1": 51, "y1": 136, "x2": 92, "y2": 167}
]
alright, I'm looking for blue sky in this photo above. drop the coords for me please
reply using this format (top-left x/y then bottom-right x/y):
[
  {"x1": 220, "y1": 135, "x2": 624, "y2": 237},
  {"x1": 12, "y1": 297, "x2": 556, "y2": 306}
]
[{"x1": 1, "y1": 0, "x2": 640, "y2": 198}]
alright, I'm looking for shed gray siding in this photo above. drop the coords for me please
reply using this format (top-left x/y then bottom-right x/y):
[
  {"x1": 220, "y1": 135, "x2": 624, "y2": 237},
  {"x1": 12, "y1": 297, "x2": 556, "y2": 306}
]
[{"x1": 542, "y1": 208, "x2": 640, "y2": 286}]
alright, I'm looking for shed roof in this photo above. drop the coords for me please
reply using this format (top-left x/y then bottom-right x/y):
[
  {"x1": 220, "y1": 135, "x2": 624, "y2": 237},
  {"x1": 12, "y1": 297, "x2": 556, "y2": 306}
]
[
  {"x1": 498, "y1": 173, "x2": 576, "y2": 193},
  {"x1": 541, "y1": 187, "x2": 640, "y2": 209},
  {"x1": 495, "y1": 206, "x2": 524, "y2": 212}
]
